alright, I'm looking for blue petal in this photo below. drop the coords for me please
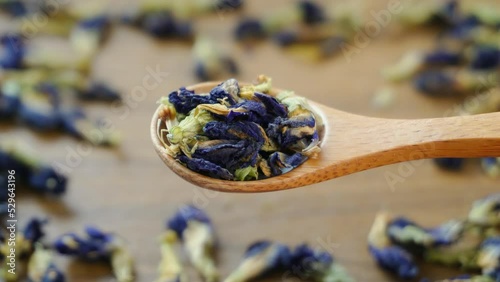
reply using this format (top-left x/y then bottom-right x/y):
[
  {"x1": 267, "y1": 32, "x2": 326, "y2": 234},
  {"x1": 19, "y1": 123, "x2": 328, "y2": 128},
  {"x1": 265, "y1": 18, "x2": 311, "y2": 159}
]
[
  {"x1": 298, "y1": 0, "x2": 326, "y2": 24},
  {"x1": 413, "y1": 71, "x2": 457, "y2": 96},
  {"x1": 203, "y1": 121, "x2": 264, "y2": 143},
  {"x1": 41, "y1": 264, "x2": 65, "y2": 282},
  {"x1": 424, "y1": 50, "x2": 462, "y2": 65},
  {"x1": 28, "y1": 166, "x2": 67, "y2": 195},
  {"x1": 470, "y1": 46, "x2": 500, "y2": 70},
  {"x1": 79, "y1": 83, "x2": 121, "y2": 102},
  {"x1": 192, "y1": 140, "x2": 260, "y2": 172},
  {"x1": 244, "y1": 240, "x2": 291, "y2": 269},
  {"x1": 368, "y1": 245, "x2": 418, "y2": 279},
  {"x1": 0, "y1": 34, "x2": 25, "y2": 69},
  {"x1": 234, "y1": 19, "x2": 266, "y2": 41},
  {"x1": 178, "y1": 156, "x2": 234, "y2": 180},
  {"x1": 0, "y1": 92, "x2": 20, "y2": 119},
  {"x1": 167, "y1": 205, "x2": 213, "y2": 238},
  {"x1": 434, "y1": 158, "x2": 464, "y2": 171},
  {"x1": 23, "y1": 218, "x2": 47, "y2": 243}
]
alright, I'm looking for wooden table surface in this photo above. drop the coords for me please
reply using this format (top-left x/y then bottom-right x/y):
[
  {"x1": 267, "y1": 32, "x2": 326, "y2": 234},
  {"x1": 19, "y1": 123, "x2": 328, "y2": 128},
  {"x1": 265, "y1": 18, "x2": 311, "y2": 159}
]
[{"x1": 3, "y1": 0, "x2": 498, "y2": 281}]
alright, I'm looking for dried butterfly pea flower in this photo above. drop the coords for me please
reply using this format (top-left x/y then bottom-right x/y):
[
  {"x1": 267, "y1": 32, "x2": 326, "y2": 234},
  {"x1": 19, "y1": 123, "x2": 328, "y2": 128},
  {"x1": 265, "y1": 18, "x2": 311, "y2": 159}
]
[
  {"x1": 0, "y1": 34, "x2": 25, "y2": 69},
  {"x1": 60, "y1": 109, "x2": 121, "y2": 146},
  {"x1": 234, "y1": 19, "x2": 266, "y2": 42},
  {"x1": 156, "y1": 230, "x2": 187, "y2": 282},
  {"x1": 53, "y1": 226, "x2": 134, "y2": 282},
  {"x1": 289, "y1": 244, "x2": 354, "y2": 282},
  {"x1": 70, "y1": 16, "x2": 111, "y2": 58},
  {"x1": 468, "y1": 194, "x2": 500, "y2": 227},
  {"x1": 179, "y1": 156, "x2": 234, "y2": 180},
  {"x1": 28, "y1": 244, "x2": 65, "y2": 282},
  {"x1": 367, "y1": 213, "x2": 419, "y2": 279},
  {"x1": 0, "y1": 218, "x2": 47, "y2": 260},
  {"x1": 78, "y1": 82, "x2": 121, "y2": 102},
  {"x1": 477, "y1": 237, "x2": 500, "y2": 280},
  {"x1": 413, "y1": 70, "x2": 497, "y2": 97},
  {"x1": 224, "y1": 241, "x2": 291, "y2": 282},
  {"x1": 193, "y1": 37, "x2": 238, "y2": 81},
  {"x1": 0, "y1": 144, "x2": 67, "y2": 196},
  {"x1": 434, "y1": 158, "x2": 465, "y2": 171},
  {"x1": 383, "y1": 50, "x2": 463, "y2": 82},
  {"x1": 468, "y1": 46, "x2": 500, "y2": 70},
  {"x1": 234, "y1": 0, "x2": 325, "y2": 42},
  {"x1": 396, "y1": 0, "x2": 460, "y2": 27},
  {"x1": 481, "y1": 157, "x2": 500, "y2": 178},
  {"x1": 129, "y1": 11, "x2": 192, "y2": 39},
  {"x1": 167, "y1": 205, "x2": 219, "y2": 282},
  {"x1": 0, "y1": 87, "x2": 20, "y2": 119}
]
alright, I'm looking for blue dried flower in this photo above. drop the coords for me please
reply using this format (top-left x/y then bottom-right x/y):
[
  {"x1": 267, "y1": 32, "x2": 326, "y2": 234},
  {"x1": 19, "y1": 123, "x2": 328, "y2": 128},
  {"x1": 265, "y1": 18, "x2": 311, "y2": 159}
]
[
  {"x1": 178, "y1": 156, "x2": 234, "y2": 180},
  {"x1": 426, "y1": 220, "x2": 464, "y2": 246},
  {"x1": 54, "y1": 227, "x2": 113, "y2": 261},
  {"x1": 289, "y1": 244, "x2": 333, "y2": 280},
  {"x1": 431, "y1": 0, "x2": 460, "y2": 26},
  {"x1": 215, "y1": 0, "x2": 244, "y2": 10},
  {"x1": 167, "y1": 205, "x2": 212, "y2": 238},
  {"x1": 368, "y1": 245, "x2": 418, "y2": 279},
  {"x1": 41, "y1": 264, "x2": 66, "y2": 282},
  {"x1": 469, "y1": 46, "x2": 500, "y2": 70},
  {"x1": 28, "y1": 166, "x2": 67, "y2": 196},
  {"x1": 446, "y1": 16, "x2": 481, "y2": 39},
  {"x1": 23, "y1": 218, "x2": 47, "y2": 244},
  {"x1": 413, "y1": 71, "x2": 458, "y2": 96},
  {"x1": 225, "y1": 241, "x2": 291, "y2": 282},
  {"x1": 54, "y1": 226, "x2": 134, "y2": 281},
  {"x1": 266, "y1": 114, "x2": 316, "y2": 149},
  {"x1": 387, "y1": 217, "x2": 433, "y2": 253},
  {"x1": 288, "y1": 244, "x2": 353, "y2": 281},
  {"x1": 478, "y1": 237, "x2": 500, "y2": 280},
  {"x1": 298, "y1": 0, "x2": 326, "y2": 25},
  {"x1": 0, "y1": 89, "x2": 20, "y2": 119},
  {"x1": 203, "y1": 121, "x2": 264, "y2": 143},
  {"x1": 18, "y1": 88, "x2": 62, "y2": 131},
  {"x1": 424, "y1": 50, "x2": 462, "y2": 65},
  {"x1": 434, "y1": 158, "x2": 465, "y2": 171},
  {"x1": 273, "y1": 31, "x2": 298, "y2": 47},
  {"x1": 167, "y1": 205, "x2": 218, "y2": 282},
  {"x1": 141, "y1": 12, "x2": 192, "y2": 39},
  {"x1": 169, "y1": 87, "x2": 215, "y2": 115},
  {"x1": 481, "y1": 157, "x2": 500, "y2": 178},
  {"x1": 79, "y1": 82, "x2": 121, "y2": 102},
  {"x1": 234, "y1": 19, "x2": 266, "y2": 41},
  {"x1": 0, "y1": 34, "x2": 25, "y2": 69},
  {"x1": 78, "y1": 16, "x2": 110, "y2": 32},
  {"x1": 468, "y1": 193, "x2": 500, "y2": 226},
  {"x1": 192, "y1": 140, "x2": 260, "y2": 173},
  {"x1": 268, "y1": 152, "x2": 308, "y2": 176},
  {"x1": 28, "y1": 245, "x2": 66, "y2": 282}
]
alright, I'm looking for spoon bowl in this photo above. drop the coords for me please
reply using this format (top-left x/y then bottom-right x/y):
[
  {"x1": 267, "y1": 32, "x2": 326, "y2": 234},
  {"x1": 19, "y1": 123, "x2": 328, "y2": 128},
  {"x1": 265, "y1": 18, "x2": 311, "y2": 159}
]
[{"x1": 151, "y1": 82, "x2": 500, "y2": 193}]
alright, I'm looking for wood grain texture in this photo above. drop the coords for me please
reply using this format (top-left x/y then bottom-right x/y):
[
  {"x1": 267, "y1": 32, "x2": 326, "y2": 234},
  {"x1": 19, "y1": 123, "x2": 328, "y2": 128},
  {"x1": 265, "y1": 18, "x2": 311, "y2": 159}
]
[{"x1": 2, "y1": 0, "x2": 498, "y2": 281}]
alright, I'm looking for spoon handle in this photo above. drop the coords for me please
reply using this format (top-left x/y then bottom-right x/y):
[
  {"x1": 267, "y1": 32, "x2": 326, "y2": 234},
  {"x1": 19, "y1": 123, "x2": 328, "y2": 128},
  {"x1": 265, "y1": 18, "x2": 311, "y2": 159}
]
[{"x1": 386, "y1": 112, "x2": 500, "y2": 159}]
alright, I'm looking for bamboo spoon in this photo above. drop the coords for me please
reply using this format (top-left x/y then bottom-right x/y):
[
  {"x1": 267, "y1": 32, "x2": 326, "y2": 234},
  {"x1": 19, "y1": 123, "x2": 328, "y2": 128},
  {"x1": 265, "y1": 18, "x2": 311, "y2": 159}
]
[{"x1": 151, "y1": 81, "x2": 500, "y2": 193}]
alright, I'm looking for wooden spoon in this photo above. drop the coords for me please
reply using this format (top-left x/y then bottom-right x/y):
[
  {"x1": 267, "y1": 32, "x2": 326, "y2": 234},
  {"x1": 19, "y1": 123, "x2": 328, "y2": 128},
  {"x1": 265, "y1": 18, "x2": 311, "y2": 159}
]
[{"x1": 151, "y1": 81, "x2": 500, "y2": 193}]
